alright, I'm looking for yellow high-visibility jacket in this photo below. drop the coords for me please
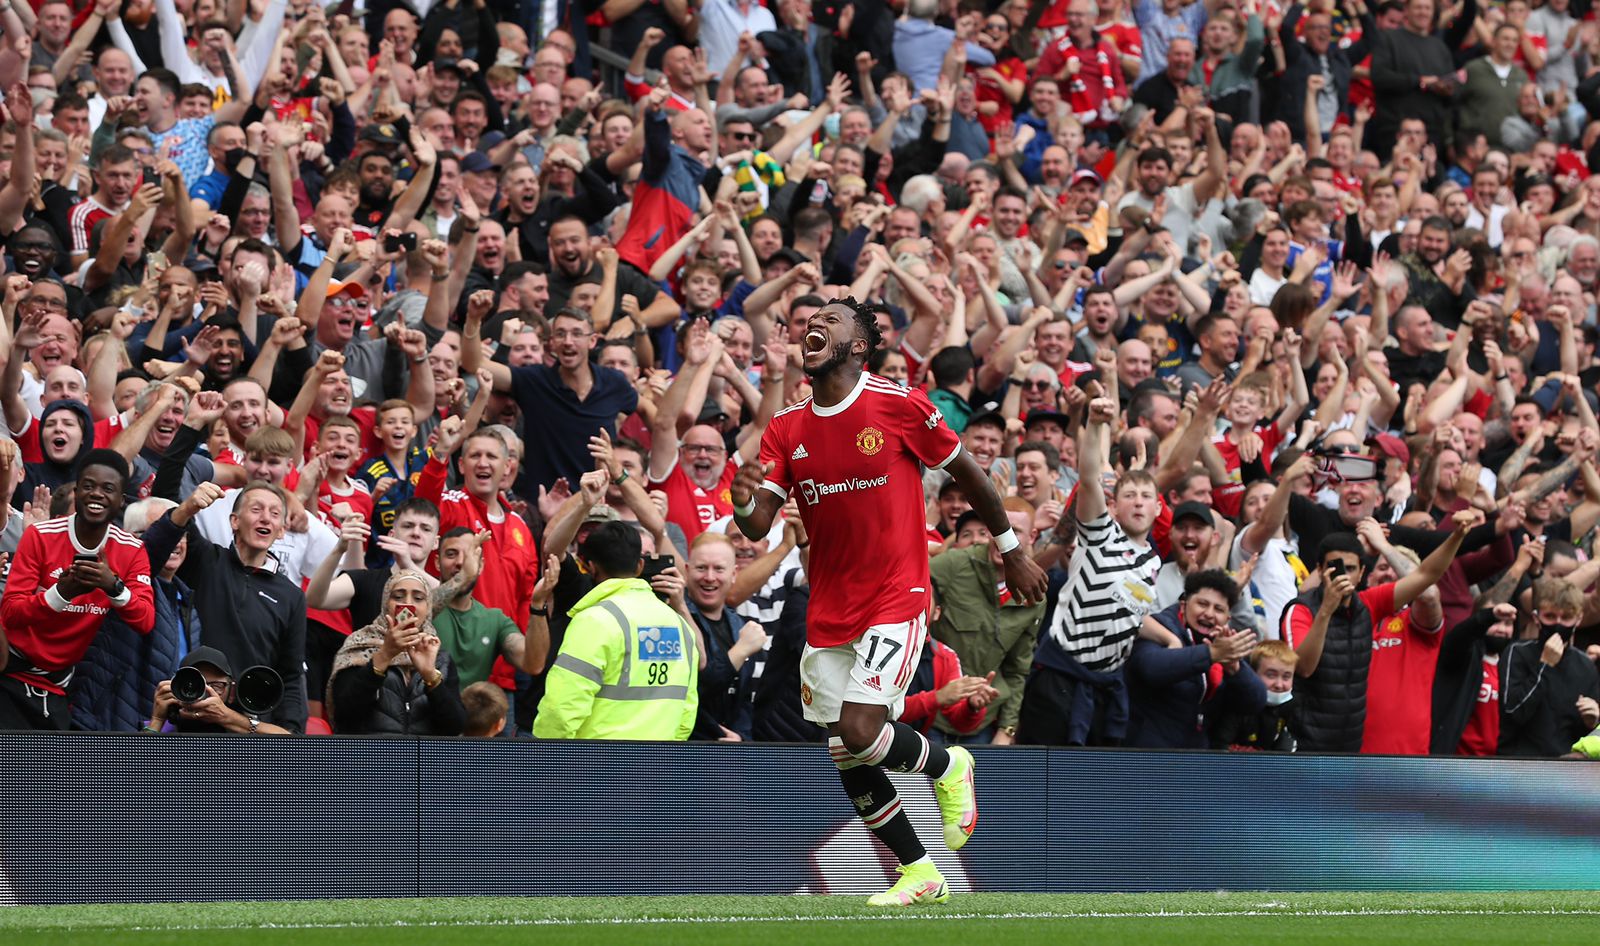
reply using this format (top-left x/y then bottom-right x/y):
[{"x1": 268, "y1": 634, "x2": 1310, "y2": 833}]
[{"x1": 533, "y1": 578, "x2": 699, "y2": 740}]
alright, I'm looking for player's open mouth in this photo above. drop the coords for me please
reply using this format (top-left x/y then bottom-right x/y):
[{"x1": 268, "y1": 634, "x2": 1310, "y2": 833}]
[
  {"x1": 804, "y1": 330, "x2": 828, "y2": 354},
  {"x1": 84, "y1": 500, "x2": 107, "y2": 516}
]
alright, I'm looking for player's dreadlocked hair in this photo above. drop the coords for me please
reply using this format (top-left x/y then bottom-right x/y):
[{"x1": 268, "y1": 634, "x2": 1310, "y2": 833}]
[{"x1": 828, "y1": 295, "x2": 884, "y2": 355}]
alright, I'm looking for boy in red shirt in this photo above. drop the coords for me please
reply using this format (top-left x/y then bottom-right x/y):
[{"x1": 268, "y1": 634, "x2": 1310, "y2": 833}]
[
  {"x1": 0, "y1": 450, "x2": 155, "y2": 728},
  {"x1": 1212, "y1": 363, "x2": 1307, "y2": 517}
]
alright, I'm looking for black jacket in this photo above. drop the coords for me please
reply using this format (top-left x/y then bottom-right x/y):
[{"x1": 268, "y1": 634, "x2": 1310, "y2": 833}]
[
  {"x1": 331, "y1": 652, "x2": 466, "y2": 736},
  {"x1": 751, "y1": 578, "x2": 825, "y2": 744},
  {"x1": 1212, "y1": 698, "x2": 1298, "y2": 751},
  {"x1": 1127, "y1": 604, "x2": 1267, "y2": 749},
  {"x1": 1430, "y1": 607, "x2": 1500, "y2": 754},
  {"x1": 1282, "y1": 584, "x2": 1381, "y2": 752},
  {"x1": 1498, "y1": 630, "x2": 1600, "y2": 757},
  {"x1": 1367, "y1": 0, "x2": 1478, "y2": 159},
  {"x1": 142, "y1": 512, "x2": 308, "y2": 733},
  {"x1": 1277, "y1": 4, "x2": 1373, "y2": 143}
]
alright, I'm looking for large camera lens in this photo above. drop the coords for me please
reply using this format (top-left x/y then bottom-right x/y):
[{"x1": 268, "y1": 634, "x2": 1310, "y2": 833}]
[
  {"x1": 235, "y1": 666, "x2": 284, "y2": 717},
  {"x1": 171, "y1": 666, "x2": 208, "y2": 704}
]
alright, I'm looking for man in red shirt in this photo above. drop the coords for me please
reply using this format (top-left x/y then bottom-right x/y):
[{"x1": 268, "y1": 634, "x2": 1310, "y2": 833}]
[
  {"x1": 1283, "y1": 511, "x2": 1471, "y2": 753},
  {"x1": 1037, "y1": 0, "x2": 1129, "y2": 129},
  {"x1": 0, "y1": 450, "x2": 155, "y2": 729},
  {"x1": 1356, "y1": 522, "x2": 1444, "y2": 755},
  {"x1": 417, "y1": 417, "x2": 540, "y2": 703},
  {"x1": 648, "y1": 324, "x2": 780, "y2": 542},
  {"x1": 731, "y1": 297, "x2": 1047, "y2": 908}
]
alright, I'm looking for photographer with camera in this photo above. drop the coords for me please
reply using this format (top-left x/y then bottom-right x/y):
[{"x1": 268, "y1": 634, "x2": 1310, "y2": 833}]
[
  {"x1": 328, "y1": 570, "x2": 466, "y2": 736},
  {"x1": 140, "y1": 481, "x2": 309, "y2": 734},
  {"x1": 147, "y1": 647, "x2": 291, "y2": 734}
]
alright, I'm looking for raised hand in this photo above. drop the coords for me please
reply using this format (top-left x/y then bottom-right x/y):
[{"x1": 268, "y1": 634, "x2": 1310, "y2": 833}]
[{"x1": 729, "y1": 458, "x2": 773, "y2": 510}]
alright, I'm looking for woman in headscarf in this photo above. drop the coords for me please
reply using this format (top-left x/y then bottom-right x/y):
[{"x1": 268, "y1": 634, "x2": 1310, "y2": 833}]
[{"x1": 328, "y1": 569, "x2": 466, "y2": 735}]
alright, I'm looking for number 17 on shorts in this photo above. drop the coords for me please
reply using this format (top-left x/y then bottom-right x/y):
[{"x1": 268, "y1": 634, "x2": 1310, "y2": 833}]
[{"x1": 799, "y1": 613, "x2": 928, "y2": 724}]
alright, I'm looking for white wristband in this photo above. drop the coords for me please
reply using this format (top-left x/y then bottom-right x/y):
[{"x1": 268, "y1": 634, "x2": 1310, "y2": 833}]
[
  {"x1": 994, "y1": 528, "x2": 1020, "y2": 554},
  {"x1": 734, "y1": 497, "x2": 757, "y2": 517}
]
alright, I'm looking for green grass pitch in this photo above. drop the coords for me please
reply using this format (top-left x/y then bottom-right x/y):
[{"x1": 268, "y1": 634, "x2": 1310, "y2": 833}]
[{"x1": 4, "y1": 891, "x2": 1596, "y2": 945}]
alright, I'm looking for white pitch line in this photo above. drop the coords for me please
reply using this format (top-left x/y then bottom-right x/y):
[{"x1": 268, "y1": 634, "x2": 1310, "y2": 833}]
[{"x1": 16, "y1": 907, "x2": 1600, "y2": 933}]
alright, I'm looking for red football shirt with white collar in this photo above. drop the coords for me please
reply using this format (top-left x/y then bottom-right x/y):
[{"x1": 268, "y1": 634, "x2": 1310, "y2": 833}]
[
  {"x1": 416, "y1": 457, "x2": 540, "y2": 690},
  {"x1": 757, "y1": 372, "x2": 961, "y2": 648},
  {"x1": 0, "y1": 515, "x2": 155, "y2": 691}
]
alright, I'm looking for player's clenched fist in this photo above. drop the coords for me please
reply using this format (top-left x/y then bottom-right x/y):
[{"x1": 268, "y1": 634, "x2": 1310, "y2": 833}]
[{"x1": 729, "y1": 458, "x2": 773, "y2": 510}]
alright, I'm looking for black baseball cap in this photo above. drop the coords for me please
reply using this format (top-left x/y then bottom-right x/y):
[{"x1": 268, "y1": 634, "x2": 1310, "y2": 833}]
[
  {"x1": 181, "y1": 646, "x2": 234, "y2": 677},
  {"x1": 1023, "y1": 410, "x2": 1071, "y2": 431},
  {"x1": 1170, "y1": 501, "x2": 1214, "y2": 527}
]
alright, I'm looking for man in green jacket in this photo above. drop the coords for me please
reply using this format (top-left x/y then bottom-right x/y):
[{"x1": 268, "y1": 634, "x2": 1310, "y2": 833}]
[
  {"x1": 534, "y1": 521, "x2": 699, "y2": 740},
  {"x1": 928, "y1": 501, "x2": 1046, "y2": 745}
]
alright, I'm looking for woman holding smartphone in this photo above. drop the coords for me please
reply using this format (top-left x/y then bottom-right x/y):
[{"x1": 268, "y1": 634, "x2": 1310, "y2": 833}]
[{"x1": 327, "y1": 569, "x2": 466, "y2": 735}]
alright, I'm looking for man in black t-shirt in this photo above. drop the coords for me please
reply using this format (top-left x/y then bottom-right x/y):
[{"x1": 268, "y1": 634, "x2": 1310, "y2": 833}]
[{"x1": 545, "y1": 216, "x2": 679, "y2": 328}]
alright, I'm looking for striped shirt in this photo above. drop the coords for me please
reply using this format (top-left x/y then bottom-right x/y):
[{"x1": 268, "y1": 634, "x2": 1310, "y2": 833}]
[
  {"x1": 67, "y1": 196, "x2": 121, "y2": 256},
  {"x1": 1044, "y1": 511, "x2": 1161, "y2": 671}
]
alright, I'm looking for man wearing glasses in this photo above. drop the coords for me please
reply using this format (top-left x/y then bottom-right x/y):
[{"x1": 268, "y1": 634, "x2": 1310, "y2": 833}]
[{"x1": 464, "y1": 301, "x2": 640, "y2": 500}]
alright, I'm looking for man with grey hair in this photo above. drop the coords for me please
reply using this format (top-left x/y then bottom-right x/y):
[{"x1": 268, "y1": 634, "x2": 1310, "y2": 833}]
[
  {"x1": 1565, "y1": 235, "x2": 1600, "y2": 293},
  {"x1": 894, "y1": 0, "x2": 996, "y2": 93},
  {"x1": 899, "y1": 174, "x2": 947, "y2": 219}
]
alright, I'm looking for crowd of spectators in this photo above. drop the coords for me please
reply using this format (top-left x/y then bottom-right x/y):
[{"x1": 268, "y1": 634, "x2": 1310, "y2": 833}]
[{"x1": 0, "y1": 0, "x2": 1597, "y2": 758}]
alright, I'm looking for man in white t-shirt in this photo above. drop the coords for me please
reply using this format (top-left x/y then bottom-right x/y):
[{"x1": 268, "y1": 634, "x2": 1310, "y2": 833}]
[{"x1": 1114, "y1": 107, "x2": 1227, "y2": 253}]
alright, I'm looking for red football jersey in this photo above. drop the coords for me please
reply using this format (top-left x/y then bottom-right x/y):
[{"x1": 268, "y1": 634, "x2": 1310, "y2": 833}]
[
  {"x1": 0, "y1": 515, "x2": 156, "y2": 691},
  {"x1": 318, "y1": 477, "x2": 374, "y2": 525},
  {"x1": 758, "y1": 372, "x2": 961, "y2": 648},
  {"x1": 650, "y1": 458, "x2": 736, "y2": 543},
  {"x1": 1360, "y1": 609, "x2": 1443, "y2": 756},
  {"x1": 416, "y1": 457, "x2": 540, "y2": 690},
  {"x1": 1457, "y1": 654, "x2": 1501, "y2": 756}
]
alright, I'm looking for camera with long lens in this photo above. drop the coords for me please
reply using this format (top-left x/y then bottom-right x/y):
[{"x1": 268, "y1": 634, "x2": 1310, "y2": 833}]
[
  {"x1": 167, "y1": 665, "x2": 285, "y2": 718},
  {"x1": 169, "y1": 666, "x2": 211, "y2": 706}
]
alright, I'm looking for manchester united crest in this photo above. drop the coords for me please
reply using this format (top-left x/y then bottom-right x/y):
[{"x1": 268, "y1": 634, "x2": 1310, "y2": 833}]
[
  {"x1": 800, "y1": 683, "x2": 813, "y2": 705},
  {"x1": 855, "y1": 426, "x2": 885, "y2": 456}
]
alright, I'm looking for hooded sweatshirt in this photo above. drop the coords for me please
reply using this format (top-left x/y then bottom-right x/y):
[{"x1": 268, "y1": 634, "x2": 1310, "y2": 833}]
[{"x1": 14, "y1": 399, "x2": 95, "y2": 510}]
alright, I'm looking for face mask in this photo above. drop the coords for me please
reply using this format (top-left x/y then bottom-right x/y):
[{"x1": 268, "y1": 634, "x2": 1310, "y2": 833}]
[
  {"x1": 1540, "y1": 621, "x2": 1577, "y2": 642},
  {"x1": 1264, "y1": 689, "x2": 1293, "y2": 706},
  {"x1": 823, "y1": 113, "x2": 841, "y2": 140},
  {"x1": 223, "y1": 147, "x2": 247, "y2": 171}
]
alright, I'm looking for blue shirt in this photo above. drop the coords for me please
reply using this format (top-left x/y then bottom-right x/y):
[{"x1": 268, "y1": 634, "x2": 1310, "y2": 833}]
[
  {"x1": 510, "y1": 362, "x2": 639, "y2": 497},
  {"x1": 1287, "y1": 239, "x2": 1344, "y2": 304},
  {"x1": 893, "y1": 19, "x2": 995, "y2": 94},
  {"x1": 1133, "y1": 0, "x2": 1209, "y2": 83},
  {"x1": 191, "y1": 169, "x2": 229, "y2": 210},
  {"x1": 149, "y1": 115, "x2": 216, "y2": 190}
]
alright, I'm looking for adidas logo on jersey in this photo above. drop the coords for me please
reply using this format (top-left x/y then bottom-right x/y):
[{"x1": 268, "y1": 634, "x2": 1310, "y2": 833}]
[
  {"x1": 792, "y1": 444, "x2": 809, "y2": 460},
  {"x1": 863, "y1": 675, "x2": 882, "y2": 691}
]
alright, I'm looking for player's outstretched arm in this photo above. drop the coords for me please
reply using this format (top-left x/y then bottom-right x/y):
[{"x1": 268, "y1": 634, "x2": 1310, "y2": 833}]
[
  {"x1": 946, "y1": 449, "x2": 1048, "y2": 607},
  {"x1": 729, "y1": 458, "x2": 782, "y2": 540}
]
